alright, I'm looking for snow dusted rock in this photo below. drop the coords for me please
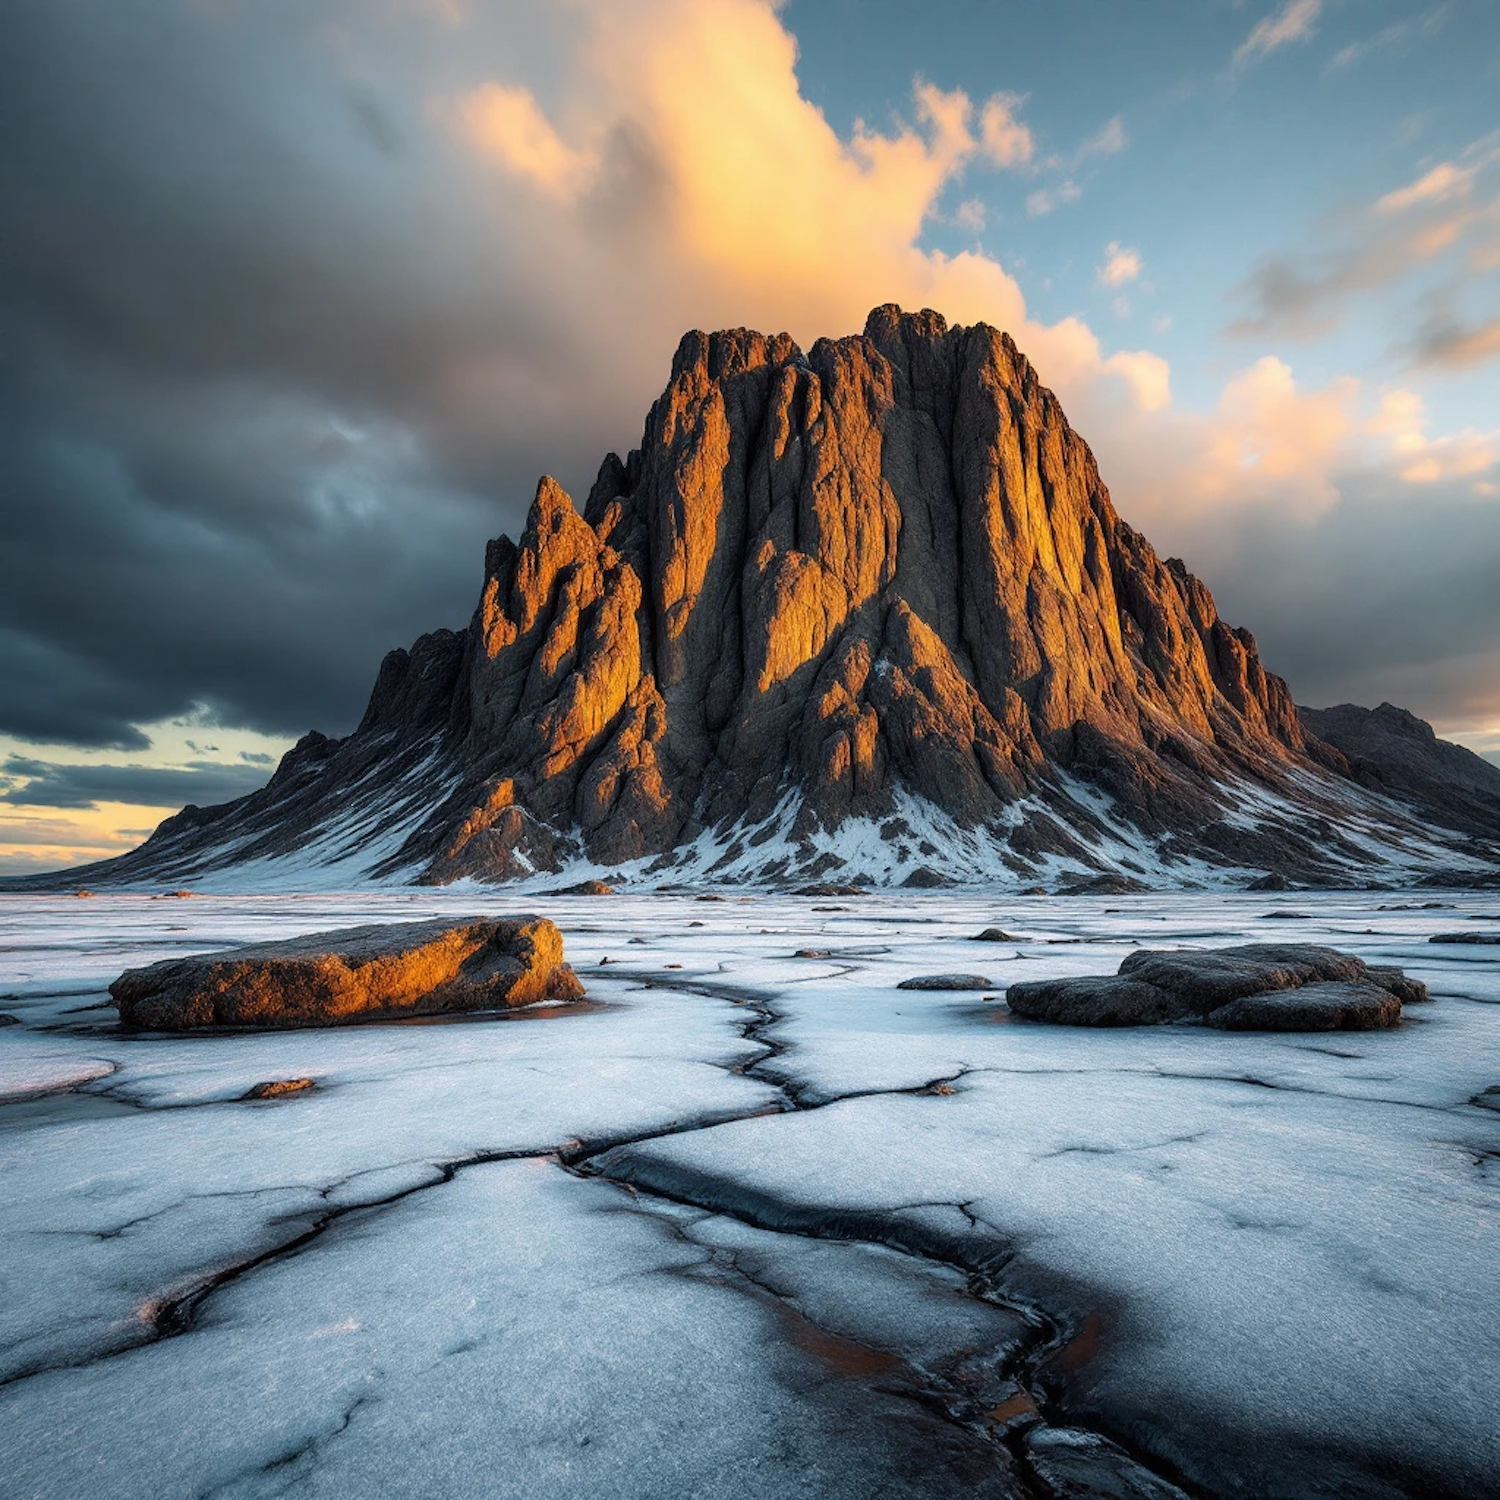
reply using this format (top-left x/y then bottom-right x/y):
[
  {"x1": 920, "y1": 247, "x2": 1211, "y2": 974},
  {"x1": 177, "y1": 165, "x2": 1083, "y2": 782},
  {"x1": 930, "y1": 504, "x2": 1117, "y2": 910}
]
[
  {"x1": 1204, "y1": 981, "x2": 1402, "y2": 1032},
  {"x1": 109, "y1": 917, "x2": 584, "y2": 1030},
  {"x1": 1007, "y1": 943, "x2": 1419, "y2": 1031},
  {"x1": 1300, "y1": 700, "x2": 1500, "y2": 843}
]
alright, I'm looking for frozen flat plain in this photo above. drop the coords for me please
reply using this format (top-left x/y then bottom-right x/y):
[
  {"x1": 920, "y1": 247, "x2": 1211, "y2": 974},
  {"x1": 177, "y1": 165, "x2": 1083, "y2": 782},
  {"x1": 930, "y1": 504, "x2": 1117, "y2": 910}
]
[{"x1": 1, "y1": 889, "x2": 1498, "y2": 1500}]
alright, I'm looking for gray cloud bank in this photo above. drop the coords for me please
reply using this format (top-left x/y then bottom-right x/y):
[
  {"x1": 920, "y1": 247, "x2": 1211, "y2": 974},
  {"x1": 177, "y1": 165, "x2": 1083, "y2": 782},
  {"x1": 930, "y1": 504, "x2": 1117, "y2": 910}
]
[
  {"x1": 0, "y1": 755, "x2": 271, "y2": 811},
  {"x1": 1, "y1": 2, "x2": 649, "y2": 750},
  {"x1": 1, "y1": 0, "x2": 1496, "y2": 772}
]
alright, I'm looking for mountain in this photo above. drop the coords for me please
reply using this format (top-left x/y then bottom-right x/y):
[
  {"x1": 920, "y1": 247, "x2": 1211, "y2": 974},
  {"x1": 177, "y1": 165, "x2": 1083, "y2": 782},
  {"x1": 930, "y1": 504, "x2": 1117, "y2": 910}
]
[{"x1": 22, "y1": 307, "x2": 1500, "y2": 892}]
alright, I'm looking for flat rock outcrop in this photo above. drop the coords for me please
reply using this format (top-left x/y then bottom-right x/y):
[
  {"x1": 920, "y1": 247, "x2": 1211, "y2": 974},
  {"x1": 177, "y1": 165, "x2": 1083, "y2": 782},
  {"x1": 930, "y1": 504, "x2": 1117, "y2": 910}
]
[
  {"x1": 1006, "y1": 943, "x2": 1424, "y2": 1031},
  {"x1": 1203, "y1": 981, "x2": 1401, "y2": 1032},
  {"x1": 110, "y1": 917, "x2": 584, "y2": 1030},
  {"x1": 897, "y1": 973, "x2": 995, "y2": 991},
  {"x1": 19, "y1": 308, "x2": 1500, "y2": 892}
]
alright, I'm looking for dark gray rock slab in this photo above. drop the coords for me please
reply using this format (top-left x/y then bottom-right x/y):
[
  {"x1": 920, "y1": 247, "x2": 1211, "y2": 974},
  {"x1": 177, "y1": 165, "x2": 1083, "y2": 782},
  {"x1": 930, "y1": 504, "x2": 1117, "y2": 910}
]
[
  {"x1": 896, "y1": 974, "x2": 994, "y2": 991},
  {"x1": 1364, "y1": 965, "x2": 1430, "y2": 1004},
  {"x1": 1005, "y1": 975, "x2": 1193, "y2": 1027},
  {"x1": 1119, "y1": 943, "x2": 1367, "y2": 1014},
  {"x1": 1204, "y1": 981, "x2": 1402, "y2": 1032},
  {"x1": 1009, "y1": 943, "x2": 1425, "y2": 1031},
  {"x1": 1429, "y1": 932, "x2": 1500, "y2": 945},
  {"x1": 110, "y1": 917, "x2": 585, "y2": 1030}
]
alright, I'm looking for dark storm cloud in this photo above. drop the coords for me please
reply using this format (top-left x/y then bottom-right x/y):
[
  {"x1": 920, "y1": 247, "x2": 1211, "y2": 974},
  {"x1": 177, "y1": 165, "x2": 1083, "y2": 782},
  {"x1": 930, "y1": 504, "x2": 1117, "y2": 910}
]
[
  {"x1": 0, "y1": 755, "x2": 271, "y2": 810},
  {"x1": 0, "y1": 1, "x2": 647, "y2": 749},
  {"x1": 1155, "y1": 465, "x2": 1500, "y2": 723}
]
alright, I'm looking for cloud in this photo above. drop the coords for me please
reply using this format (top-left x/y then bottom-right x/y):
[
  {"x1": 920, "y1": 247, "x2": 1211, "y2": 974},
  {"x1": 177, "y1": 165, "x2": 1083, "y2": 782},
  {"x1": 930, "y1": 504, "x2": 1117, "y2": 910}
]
[
  {"x1": 1408, "y1": 311, "x2": 1500, "y2": 369},
  {"x1": 1074, "y1": 115, "x2": 1126, "y2": 163},
  {"x1": 1325, "y1": 5, "x2": 1451, "y2": 73},
  {"x1": 978, "y1": 92, "x2": 1034, "y2": 169},
  {"x1": 1026, "y1": 179, "x2": 1080, "y2": 217},
  {"x1": 0, "y1": 814, "x2": 150, "y2": 851},
  {"x1": 1377, "y1": 162, "x2": 1480, "y2": 215},
  {"x1": 1228, "y1": 133, "x2": 1500, "y2": 345},
  {"x1": 952, "y1": 197, "x2": 986, "y2": 233},
  {"x1": 1097, "y1": 242, "x2": 1142, "y2": 288},
  {"x1": 1233, "y1": 0, "x2": 1321, "y2": 68},
  {"x1": 453, "y1": 83, "x2": 598, "y2": 198},
  {"x1": 1369, "y1": 388, "x2": 1499, "y2": 483},
  {"x1": 0, "y1": 756, "x2": 273, "y2": 810}
]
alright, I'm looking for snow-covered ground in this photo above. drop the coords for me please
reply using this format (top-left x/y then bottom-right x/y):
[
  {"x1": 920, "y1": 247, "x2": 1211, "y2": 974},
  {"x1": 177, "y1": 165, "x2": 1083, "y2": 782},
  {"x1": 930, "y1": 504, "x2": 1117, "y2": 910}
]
[{"x1": 1, "y1": 889, "x2": 1497, "y2": 1498}]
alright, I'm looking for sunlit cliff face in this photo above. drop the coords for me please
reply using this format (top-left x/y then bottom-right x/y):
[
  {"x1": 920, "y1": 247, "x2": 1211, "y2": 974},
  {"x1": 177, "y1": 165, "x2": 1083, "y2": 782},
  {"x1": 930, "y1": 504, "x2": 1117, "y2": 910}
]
[{"x1": 0, "y1": 0, "x2": 1496, "y2": 873}]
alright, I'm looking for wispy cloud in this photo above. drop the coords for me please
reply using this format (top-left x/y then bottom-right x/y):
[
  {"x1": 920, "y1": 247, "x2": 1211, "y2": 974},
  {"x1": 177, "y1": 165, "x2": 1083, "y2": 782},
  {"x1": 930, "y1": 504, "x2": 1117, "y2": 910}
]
[
  {"x1": 1097, "y1": 242, "x2": 1142, "y2": 288},
  {"x1": 1075, "y1": 115, "x2": 1127, "y2": 163},
  {"x1": 1026, "y1": 179, "x2": 1080, "y2": 217},
  {"x1": 1376, "y1": 134, "x2": 1500, "y2": 214},
  {"x1": 1326, "y1": 4, "x2": 1451, "y2": 72},
  {"x1": 1407, "y1": 311, "x2": 1500, "y2": 371},
  {"x1": 1233, "y1": 0, "x2": 1321, "y2": 69},
  {"x1": 1228, "y1": 133, "x2": 1500, "y2": 351}
]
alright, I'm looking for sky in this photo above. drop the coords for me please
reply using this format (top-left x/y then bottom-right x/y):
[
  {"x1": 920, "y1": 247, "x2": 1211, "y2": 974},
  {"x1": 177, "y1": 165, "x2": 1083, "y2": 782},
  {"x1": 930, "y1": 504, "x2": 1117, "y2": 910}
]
[{"x1": 1, "y1": 0, "x2": 1497, "y2": 875}]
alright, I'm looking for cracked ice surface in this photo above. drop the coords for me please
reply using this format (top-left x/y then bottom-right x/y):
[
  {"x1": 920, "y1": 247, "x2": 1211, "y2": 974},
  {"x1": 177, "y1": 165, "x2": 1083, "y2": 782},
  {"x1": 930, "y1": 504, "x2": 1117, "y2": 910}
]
[{"x1": 2, "y1": 890, "x2": 1499, "y2": 1498}]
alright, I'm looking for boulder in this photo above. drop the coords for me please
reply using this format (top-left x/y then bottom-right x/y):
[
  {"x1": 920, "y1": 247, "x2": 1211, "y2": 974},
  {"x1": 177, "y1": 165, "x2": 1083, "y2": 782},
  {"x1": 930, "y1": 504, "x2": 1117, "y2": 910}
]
[
  {"x1": 1430, "y1": 932, "x2": 1500, "y2": 945},
  {"x1": 1205, "y1": 981, "x2": 1401, "y2": 1032},
  {"x1": 1364, "y1": 965, "x2": 1430, "y2": 1004},
  {"x1": 1118, "y1": 943, "x2": 1366, "y2": 1013},
  {"x1": 1005, "y1": 975, "x2": 1192, "y2": 1027},
  {"x1": 243, "y1": 1078, "x2": 315, "y2": 1099},
  {"x1": 110, "y1": 917, "x2": 584, "y2": 1030},
  {"x1": 1006, "y1": 942, "x2": 1424, "y2": 1032},
  {"x1": 972, "y1": 927, "x2": 1018, "y2": 942},
  {"x1": 897, "y1": 973, "x2": 994, "y2": 991}
]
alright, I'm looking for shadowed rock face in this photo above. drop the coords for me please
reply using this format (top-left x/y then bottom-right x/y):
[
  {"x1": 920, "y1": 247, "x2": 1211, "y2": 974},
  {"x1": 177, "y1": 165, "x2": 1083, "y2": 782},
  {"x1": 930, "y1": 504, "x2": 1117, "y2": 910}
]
[
  {"x1": 109, "y1": 918, "x2": 584, "y2": 1029},
  {"x1": 1299, "y1": 702, "x2": 1500, "y2": 842},
  {"x1": 22, "y1": 307, "x2": 1500, "y2": 890}
]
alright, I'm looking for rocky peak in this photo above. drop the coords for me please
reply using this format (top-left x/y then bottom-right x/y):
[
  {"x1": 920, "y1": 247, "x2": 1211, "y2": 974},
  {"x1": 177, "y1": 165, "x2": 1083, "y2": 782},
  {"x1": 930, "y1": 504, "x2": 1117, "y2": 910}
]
[
  {"x1": 411, "y1": 305, "x2": 1329, "y2": 878},
  {"x1": 32, "y1": 307, "x2": 1497, "y2": 892}
]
